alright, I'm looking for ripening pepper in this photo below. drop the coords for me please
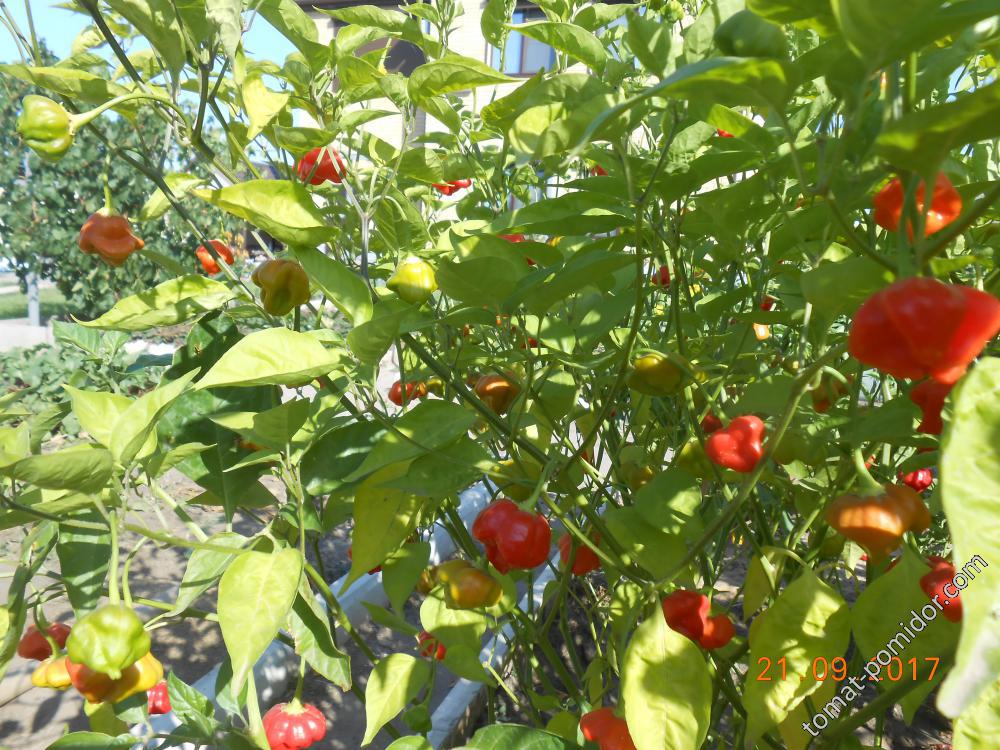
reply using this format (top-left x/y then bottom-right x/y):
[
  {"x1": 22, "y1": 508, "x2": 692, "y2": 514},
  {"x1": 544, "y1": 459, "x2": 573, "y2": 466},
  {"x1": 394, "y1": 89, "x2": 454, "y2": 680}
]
[
  {"x1": 557, "y1": 532, "x2": 601, "y2": 575},
  {"x1": 388, "y1": 379, "x2": 427, "y2": 406},
  {"x1": 650, "y1": 265, "x2": 670, "y2": 287},
  {"x1": 580, "y1": 707, "x2": 637, "y2": 750},
  {"x1": 675, "y1": 437, "x2": 713, "y2": 478},
  {"x1": 873, "y1": 173, "x2": 962, "y2": 238},
  {"x1": 433, "y1": 560, "x2": 502, "y2": 609},
  {"x1": 472, "y1": 499, "x2": 551, "y2": 573},
  {"x1": 626, "y1": 353, "x2": 685, "y2": 396},
  {"x1": 67, "y1": 651, "x2": 163, "y2": 704},
  {"x1": 147, "y1": 680, "x2": 171, "y2": 715},
  {"x1": 811, "y1": 372, "x2": 851, "y2": 413},
  {"x1": 661, "y1": 589, "x2": 735, "y2": 650},
  {"x1": 849, "y1": 278, "x2": 1000, "y2": 385},
  {"x1": 424, "y1": 376, "x2": 445, "y2": 396},
  {"x1": 16, "y1": 95, "x2": 74, "y2": 162},
  {"x1": 825, "y1": 484, "x2": 931, "y2": 561},
  {"x1": 475, "y1": 374, "x2": 519, "y2": 414},
  {"x1": 899, "y1": 468, "x2": 934, "y2": 493},
  {"x1": 713, "y1": 10, "x2": 788, "y2": 58},
  {"x1": 705, "y1": 415, "x2": 766, "y2": 473},
  {"x1": 78, "y1": 213, "x2": 145, "y2": 267},
  {"x1": 17, "y1": 622, "x2": 71, "y2": 661},
  {"x1": 387, "y1": 257, "x2": 438, "y2": 305},
  {"x1": 919, "y1": 557, "x2": 962, "y2": 622},
  {"x1": 619, "y1": 444, "x2": 656, "y2": 490},
  {"x1": 488, "y1": 456, "x2": 542, "y2": 502},
  {"x1": 66, "y1": 604, "x2": 150, "y2": 680},
  {"x1": 296, "y1": 147, "x2": 347, "y2": 185},
  {"x1": 909, "y1": 379, "x2": 952, "y2": 435},
  {"x1": 31, "y1": 655, "x2": 72, "y2": 690},
  {"x1": 262, "y1": 701, "x2": 327, "y2": 750},
  {"x1": 251, "y1": 259, "x2": 311, "y2": 315},
  {"x1": 417, "y1": 631, "x2": 446, "y2": 661},
  {"x1": 195, "y1": 239, "x2": 234, "y2": 275}
]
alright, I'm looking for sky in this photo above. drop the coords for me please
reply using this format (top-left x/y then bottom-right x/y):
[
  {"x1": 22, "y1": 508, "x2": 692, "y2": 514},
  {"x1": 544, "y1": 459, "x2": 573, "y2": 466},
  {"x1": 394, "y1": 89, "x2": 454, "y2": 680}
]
[{"x1": 0, "y1": 1, "x2": 295, "y2": 64}]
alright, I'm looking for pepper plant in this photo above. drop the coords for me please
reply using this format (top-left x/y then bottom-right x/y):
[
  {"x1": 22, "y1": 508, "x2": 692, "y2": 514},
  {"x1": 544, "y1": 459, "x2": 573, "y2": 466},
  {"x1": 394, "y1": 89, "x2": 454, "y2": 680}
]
[{"x1": 2, "y1": 1, "x2": 1000, "y2": 749}]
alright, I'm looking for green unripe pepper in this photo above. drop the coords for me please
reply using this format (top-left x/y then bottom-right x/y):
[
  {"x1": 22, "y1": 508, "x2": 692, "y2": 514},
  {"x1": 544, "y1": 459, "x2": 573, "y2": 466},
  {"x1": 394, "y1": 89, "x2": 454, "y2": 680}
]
[
  {"x1": 66, "y1": 604, "x2": 150, "y2": 679},
  {"x1": 16, "y1": 95, "x2": 74, "y2": 162},
  {"x1": 714, "y1": 10, "x2": 788, "y2": 59}
]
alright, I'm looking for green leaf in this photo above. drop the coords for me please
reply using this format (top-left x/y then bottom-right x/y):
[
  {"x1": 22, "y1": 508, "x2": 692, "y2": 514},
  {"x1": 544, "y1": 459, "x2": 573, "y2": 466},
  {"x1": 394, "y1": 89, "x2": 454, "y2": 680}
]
[
  {"x1": 632, "y1": 468, "x2": 702, "y2": 541},
  {"x1": 75, "y1": 276, "x2": 236, "y2": 332},
  {"x1": 488, "y1": 192, "x2": 632, "y2": 236},
  {"x1": 831, "y1": 0, "x2": 939, "y2": 62},
  {"x1": 209, "y1": 399, "x2": 311, "y2": 449},
  {"x1": 799, "y1": 252, "x2": 894, "y2": 318},
  {"x1": 218, "y1": 548, "x2": 303, "y2": 696},
  {"x1": 255, "y1": 0, "x2": 329, "y2": 70},
  {"x1": 194, "y1": 180, "x2": 334, "y2": 248},
  {"x1": 345, "y1": 400, "x2": 478, "y2": 481},
  {"x1": 293, "y1": 247, "x2": 373, "y2": 324},
  {"x1": 269, "y1": 125, "x2": 334, "y2": 153},
  {"x1": 0, "y1": 64, "x2": 134, "y2": 110},
  {"x1": 876, "y1": 81, "x2": 1000, "y2": 174},
  {"x1": 463, "y1": 724, "x2": 579, "y2": 749},
  {"x1": 408, "y1": 54, "x2": 513, "y2": 100},
  {"x1": 382, "y1": 541, "x2": 431, "y2": 613},
  {"x1": 196, "y1": 328, "x2": 347, "y2": 389},
  {"x1": 105, "y1": 0, "x2": 187, "y2": 78},
  {"x1": 625, "y1": 10, "x2": 675, "y2": 79},
  {"x1": 344, "y1": 463, "x2": 422, "y2": 591},
  {"x1": 63, "y1": 386, "x2": 135, "y2": 449},
  {"x1": 852, "y1": 548, "x2": 959, "y2": 721},
  {"x1": 482, "y1": 0, "x2": 515, "y2": 48},
  {"x1": 506, "y1": 249, "x2": 634, "y2": 315},
  {"x1": 5, "y1": 445, "x2": 113, "y2": 493},
  {"x1": 57, "y1": 510, "x2": 110, "y2": 617},
  {"x1": 206, "y1": 0, "x2": 243, "y2": 59},
  {"x1": 362, "y1": 654, "x2": 432, "y2": 745},
  {"x1": 747, "y1": 0, "x2": 837, "y2": 34},
  {"x1": 46, "y1": 733, "x2": 136, "y2": 749},
  {"x1": 419, "y1": 589, "x2": 488, "y2": 652},
  {"x1": 301, "y1": 420, "x2": 386, "y2": 495},
  {"x1": 742, "y1": 569, "x2": 851, "y2": 745},
  {"x1": 387, "y1": 738, "x2": 433, "y2": 750},
  {"x1": 324, "y1": 4, "x2": 407, "y2": 30},
  {"x1": 952, "y1": 677, "x2": 1000, "y2": 750},
  {"x1": 621, "y1": 610, "x2": 712, "y2": 750},
  {"x1": 52, "y1": 321, "x2": 129, "y2": 359},
  {"x1": 603, "y1": 506, "x2": 686, "y2": 579},
  {"x1": 511, "y1": 21, "x2": 608, "y2": 70},
  {"x1": 110, "y1": 370, "x2": 199, "y2": 466},
  {"x1": 138, "y1": 173, "x2": 205, "y2": 222},
  {"x1": 742, "y1": 547, "x2": 786, "y2": 616},
  {"x1": 243, "y1": 73, "x2": 290, "y2": 140},
  {"x1": 288, "y1": 585, "x2": 352, "y2": 690},
  {"x1": 171, "y1": 532, "x2": 246, "y2": 615},
  {"x1": 574, "y1": 2, "x2": 633, "y2": 31},
  {"x1": 165, "y1": 672, "x2": 216, "y2": 737},
  {"x1": 938, "y1": 358, "x2": 1000, "y2": 717},
  {"x1": 436, "y1": 257, "x2": 529, "y2": 308}
]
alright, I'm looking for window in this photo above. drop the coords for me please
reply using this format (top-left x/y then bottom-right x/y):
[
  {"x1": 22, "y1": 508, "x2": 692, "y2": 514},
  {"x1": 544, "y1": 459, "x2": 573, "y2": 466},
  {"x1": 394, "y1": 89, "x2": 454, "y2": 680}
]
[{"x1": 490, "y1": 9, "x2": 556, "y2": 76}]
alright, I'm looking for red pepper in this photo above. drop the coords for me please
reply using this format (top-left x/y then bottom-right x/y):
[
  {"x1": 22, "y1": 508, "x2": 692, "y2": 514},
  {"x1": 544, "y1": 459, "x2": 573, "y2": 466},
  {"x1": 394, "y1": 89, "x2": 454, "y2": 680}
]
[
  {"x1": 909, "y1": 379, "x2": 952, "y2": 435},
  {"x1": 17, "y1": 622, "x2": 71, "y2": 661},
  {"x1": 700, "y1": 413, "x2": 723, "y2": 434},
  {"x1": 557, "y1": 532, "x2": 601, "y2": 575},
  {"x1": 500, "y1": 233, "x2": 525, "y2": 243},
  {"x1": 388, "y1": 380, "x2": 427, "y2": 406},
  {"x1": 899, "y1": 468, "x2": 933, "y2": 492},
  {"x1": 297, "y1": 147, "x2": 346, "y2": 185},
  {"x1": 346, "y1": 545, "x2": 382, "y2": 575},
  {"x1": 661, "y1": 589, "x2": 735, "y2": 650},
  {"x1": 873, "y1": 173, "x2": 962, "y2": 238},
  {"x1": 716, "y1": 129, "x2": 734, "y2": 138},
  {"x1": 147, "y1": 680, "x2": 171, "y2": 715},
  {"x1": 650, "y1": 265, "x2": 670, "y2": 287},
  {"x1": 919, "y1": 557, "x2": 962, "y2": 622},
  {"x1": 848, "y1": 278, "x2": 1000, "y2": 385},
  {"x1": 472, "y1": 499, "x2": 551, "y2": 573},
  {"x1": 580, "y1": 707, "x2": 637, "y2": 750},
  {"x1": 433, "y1": 179, "x2": 472, "y2": 195},
  {"x1": 704, "y1": 415, "x2": 766, "y2": 473},
  {"x1": 417, "y1": 631, "x2": 446, "y2": 660},
  {"x1": 590, "y1": 165, "x2": 609, "y2": 177},
  {"x1": 262, "y1": 701, "x2": 327, "y2": 750},
  {"x1": 759, "y1": 295, "x2": 777, "y2": 311},
  {"x1": 195, "y1": 239, "x2": 234, "y2": 275}
]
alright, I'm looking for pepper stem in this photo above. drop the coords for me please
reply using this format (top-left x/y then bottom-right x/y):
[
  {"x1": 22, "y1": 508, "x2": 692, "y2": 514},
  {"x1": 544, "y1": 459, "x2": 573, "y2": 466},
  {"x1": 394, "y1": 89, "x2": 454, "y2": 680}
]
[{"x1": 852, "y1": 449, "x2": 884, "y2": 495}]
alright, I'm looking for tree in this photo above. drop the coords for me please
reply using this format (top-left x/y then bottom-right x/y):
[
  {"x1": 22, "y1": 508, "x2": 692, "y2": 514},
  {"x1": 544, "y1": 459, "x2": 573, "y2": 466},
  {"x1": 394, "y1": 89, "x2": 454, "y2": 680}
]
[{"x1": 0, "y1": 47, "x2": 233, "y2": 318}]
